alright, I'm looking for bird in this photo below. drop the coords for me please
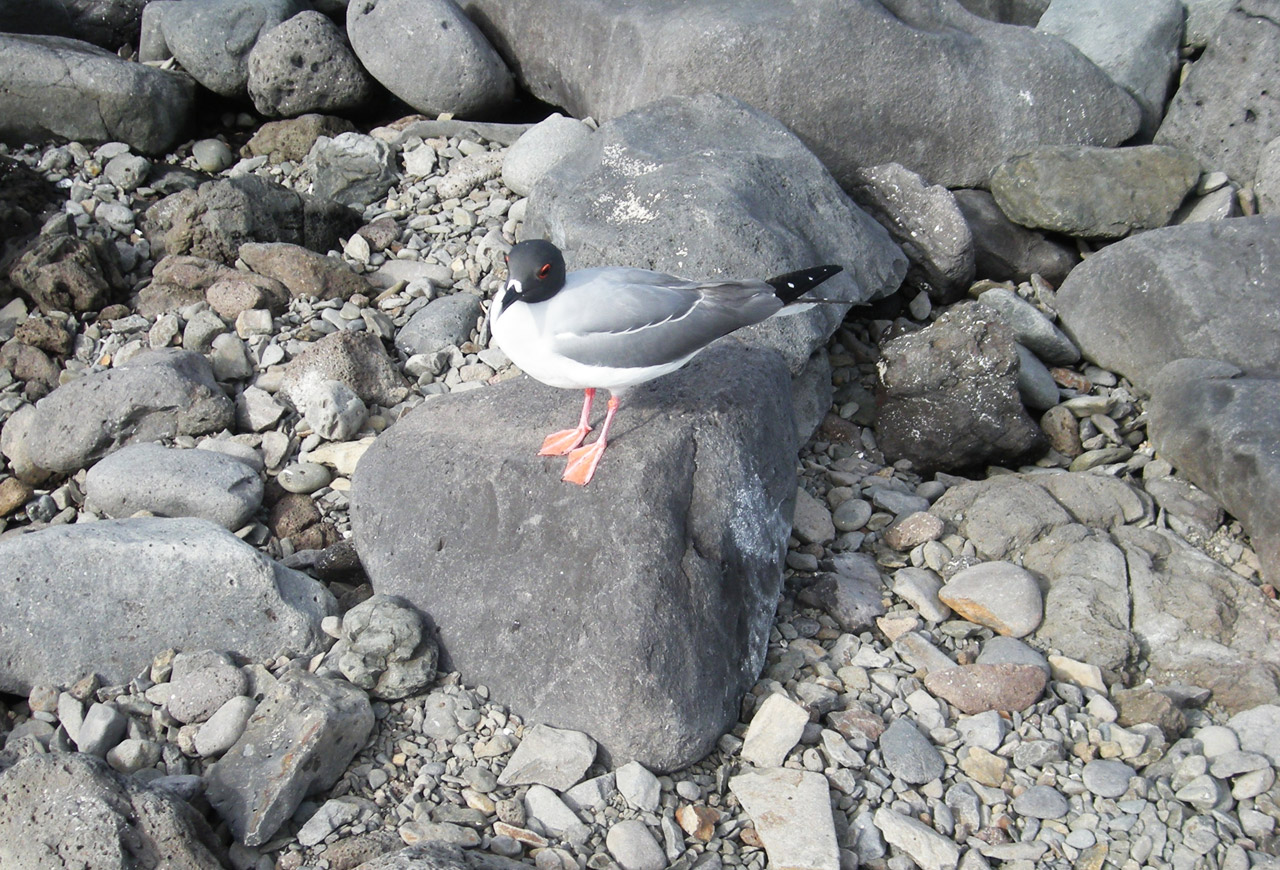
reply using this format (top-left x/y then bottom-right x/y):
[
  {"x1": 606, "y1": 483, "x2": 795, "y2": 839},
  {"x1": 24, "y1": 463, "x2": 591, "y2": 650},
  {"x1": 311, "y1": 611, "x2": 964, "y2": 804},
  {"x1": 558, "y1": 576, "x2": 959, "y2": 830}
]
[{"x1": 490, "y1": 239, "x2": 844, "y2": 485}]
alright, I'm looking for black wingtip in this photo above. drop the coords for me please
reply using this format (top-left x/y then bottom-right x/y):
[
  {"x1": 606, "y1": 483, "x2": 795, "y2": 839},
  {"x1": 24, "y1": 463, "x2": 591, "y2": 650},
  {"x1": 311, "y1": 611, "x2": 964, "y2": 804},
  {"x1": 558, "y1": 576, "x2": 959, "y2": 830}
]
[{"x1": 766, "y1": 264, "x2": 843, "y2": 303}]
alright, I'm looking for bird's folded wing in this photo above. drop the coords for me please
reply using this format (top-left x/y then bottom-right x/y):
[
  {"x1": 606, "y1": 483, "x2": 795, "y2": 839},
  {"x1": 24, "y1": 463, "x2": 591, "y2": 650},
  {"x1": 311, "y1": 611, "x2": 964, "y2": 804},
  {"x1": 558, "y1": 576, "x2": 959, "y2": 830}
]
[{"x1": 547, "y1": 273, "x2": 782, "y2": 369}]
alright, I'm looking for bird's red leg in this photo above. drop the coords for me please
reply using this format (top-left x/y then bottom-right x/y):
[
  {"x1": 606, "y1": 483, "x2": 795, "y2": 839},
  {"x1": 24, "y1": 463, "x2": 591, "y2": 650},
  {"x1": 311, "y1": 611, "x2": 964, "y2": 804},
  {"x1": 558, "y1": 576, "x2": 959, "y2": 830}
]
[
  {"x1": 562, "y1": 394, "x2": 620, "y2": 485},
  {"x1": 539, "y1": 388, "x2": 594, "y2": 456}
]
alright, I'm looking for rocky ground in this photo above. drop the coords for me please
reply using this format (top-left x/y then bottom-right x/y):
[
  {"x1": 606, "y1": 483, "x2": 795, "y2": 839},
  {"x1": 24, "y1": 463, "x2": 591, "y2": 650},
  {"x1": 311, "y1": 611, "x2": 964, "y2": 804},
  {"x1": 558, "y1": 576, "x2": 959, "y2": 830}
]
[{"x1": 2, "y1": 1, "x2": 1280, "y2": 870}]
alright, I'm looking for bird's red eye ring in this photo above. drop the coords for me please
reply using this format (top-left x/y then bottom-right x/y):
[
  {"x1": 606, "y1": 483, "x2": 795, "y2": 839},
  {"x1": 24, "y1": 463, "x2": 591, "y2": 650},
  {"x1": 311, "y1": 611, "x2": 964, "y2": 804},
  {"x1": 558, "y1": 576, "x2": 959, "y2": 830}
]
[{"x1": 538, "y1": 263, "x2": 552, "y2": 279}]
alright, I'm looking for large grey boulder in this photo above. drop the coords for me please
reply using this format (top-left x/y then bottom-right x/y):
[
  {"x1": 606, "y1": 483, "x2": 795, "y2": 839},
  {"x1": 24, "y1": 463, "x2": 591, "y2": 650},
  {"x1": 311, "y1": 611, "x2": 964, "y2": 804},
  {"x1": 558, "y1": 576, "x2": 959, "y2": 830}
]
[
  {"x1": 460, "y1": 0, "x2": 1139, "y2": 188},
  {"x1": 1036, "y1": 0, "x2": 1184, "y2": 136},
  {"x1": 347, "y1": 0, "x2": 514, "y2": 117},
  {"x1": 247, "y1": 10, "x2": 376, "y2": 117},
  {"x1": 522, "y1": 93, "x2": 907, "y2": 375},
  {"x1": 84, "y1": 442, "x2": 263, "y2": 529},
  {"x1": 206, "y1": 670, "x2": 373, "y2": 846},
  {"x1": 351, "y1": 343, "x2": 797, "y2": 772},
  {"x1": 25, "y1": 348, "x2": 235, "y2": 474},
  {"x1": 143, "y1": 174, "x2": 362, "y2": 265},
  {"x1": 876, "y1": 302, "x2": 1047, "y2": 473},
  {"x1": 155, "y1": 0, "x2": 306, "y2": 97},
  {"x1": 0, "y1": 517, "x2": 335, "y2": 694},
  {"x1": 1148, "y1": 359, "x2": 1280, "y2": 588},
  {"x1": 989, "y1": 145, "x2": 1201, "y2": 239},
  {"x1": 1056, "y1": 217, "x2": 1280, "y2": 388},
  {"x1": 1156, "y1": 0, "x2": 1280, "y2": 184},
  {"x1": 0, "y1": 34, "x2": 194, "y2": 155},
  {"x1": 0, "y1": 753, "x2": 226, "y2": 869}
]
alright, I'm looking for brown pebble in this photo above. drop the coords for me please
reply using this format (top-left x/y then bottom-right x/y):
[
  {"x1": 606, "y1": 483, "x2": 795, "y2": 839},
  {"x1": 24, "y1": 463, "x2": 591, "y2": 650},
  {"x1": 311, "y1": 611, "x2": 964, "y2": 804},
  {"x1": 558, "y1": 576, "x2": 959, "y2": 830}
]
[
  {"x1": 1049, "y1": 367, "x2": 1091, "y2": 392},
  {"x1": 827, "y1": 703, "x2": 886, "y2": 741},
  {"x1": 882, "y1": 511, "x2": 945, "y2": 551},
  {"x1": 675, "y1": 804, "x2": 720, "y2": 842},
  {"x1": 0, "y1": 476, "x2": 34, "y2": 516},
  {"x1": 1040, "y1": 404, "x2": 1082, "y2": 457},
  {"x1": 923, "y1": 662, "x2": 1048, "y2": 714},
  {"x1": 739, "y1": 826, "x2": 763, "y2": 848}
]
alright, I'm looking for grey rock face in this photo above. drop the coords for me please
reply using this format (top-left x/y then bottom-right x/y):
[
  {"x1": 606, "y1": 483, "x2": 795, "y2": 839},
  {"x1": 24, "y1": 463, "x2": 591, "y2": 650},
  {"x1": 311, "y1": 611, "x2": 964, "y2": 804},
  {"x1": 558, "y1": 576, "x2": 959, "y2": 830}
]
[
  {"x1": 26, "y1": 348, "x2": 235, "y2": 474},
  {"x1": 523, "y1": 93, "x2": 907, "y2": 375},
  {"x1": 460, "y1": 0, "x2": 1138, "y2": 189},
  {"x1": 305, "y1": 132, "x2": 399, "y2": 208},
  {"x1": 206, "y1": 670, "x2": 374, "y2": 846},
  {"x1": 876, "y1": 302, "x2": 1047, "y2": 473},
  {"x1": 1036, "y1": 0, "x2": 1184, "y2": 136},
  {"x1": 848, "y1": 162, "x2": 974, "y2": 303},
  {"x1": 989, "y1": 145, "x2": 1201, "y2": 239},
  {"x1": 1156, "y1": 0, "x2": 1280, "y2": 184},
  {"x1": 158, "y1": 0, "x2": 306, "y2": 97},
  {"x1": 351, "y1": 343, "x2": 797, "y2": 772},
  {"x1": 1056, "y1": 217, "x2": 1280, "y2": 388},
  {"x1": 1148, "y1": 360, "x2": 1280, "y2": 588},
  {"x1": 0, "y1": 753, "x2": 225, "y2": 869},
  {"x1": 247, "y1": 10, "x2": 376, "y2": 117},
  {"x1": 395, "y1": 292, "x2": 484, "y2": 357},
  {"x1": 347, "y1": 0, "x2": 514, "y2": 117},
  {"x1": 0, "y1": 517, "x2": 335, "y2": 693},
  {"x1": 953, "y1": 190, "x2": 1078, "y2": 285},
  {"x1": 84, "y1": 441, "x2": 263, "y2": 529},
  {"x1": 143, "y1": 174, "x2": 362, "y2": 265},
  {"x1": 0, "y1": 34, "x2": 194, "y2": 154}
]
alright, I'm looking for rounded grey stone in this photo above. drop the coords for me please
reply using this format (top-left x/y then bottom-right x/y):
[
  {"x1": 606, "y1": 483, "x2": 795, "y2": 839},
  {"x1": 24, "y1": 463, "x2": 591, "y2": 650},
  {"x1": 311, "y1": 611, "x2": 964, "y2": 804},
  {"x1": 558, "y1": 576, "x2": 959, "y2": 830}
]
[
  {"x1": 278, "y1": 461, "x2": 333, "y2": 493},
  {"x1": 879, "y1": 718, "x2": 945, "y2": 785},
  {"x1": 502, "y1": 113, "x2": 595, "y2": 196},
  {"x1": 191, "y1": 138, "x2": 233, "y2": 173},
  {"x1": 606, "y1": 819, "x2": 666, "y2": 870},
  {"x1": 84, "y1": 442, "x2": 262, "y2": 530},
  {"x1": 1012, "y1": 784, "x2": 1069, "y2": 819},
  {"x1": 395, "y1": 292, "x2": 484, "y2": 357},
  {"x1": 833, "y1": 497, "x2": 873, "y2": 532},
  {"x1": 194, "y1": 695, "x2": 257, "y2": 757},
  {"x1": 247, "y1": 10, "x2": 374, "y2": 117},
  {"x1": 164, "y1": 650, "x2": 249, "y2": 724},
  {"x1": 1082, "y1": 759, "x2": 1136, "y2": 798}
]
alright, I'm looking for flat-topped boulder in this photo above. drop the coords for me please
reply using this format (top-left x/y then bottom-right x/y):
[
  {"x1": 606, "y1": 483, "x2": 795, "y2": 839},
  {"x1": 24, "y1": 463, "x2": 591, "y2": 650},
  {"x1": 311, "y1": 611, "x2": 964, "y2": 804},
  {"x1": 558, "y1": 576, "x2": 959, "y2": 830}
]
[{"x1": 351, "y1": 342, "x2": 796, "y2": 771}]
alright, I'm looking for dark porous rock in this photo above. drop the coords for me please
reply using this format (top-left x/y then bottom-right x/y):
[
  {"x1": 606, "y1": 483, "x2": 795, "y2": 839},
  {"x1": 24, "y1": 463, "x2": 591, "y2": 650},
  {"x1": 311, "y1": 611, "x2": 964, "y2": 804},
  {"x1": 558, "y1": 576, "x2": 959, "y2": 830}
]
[
  {"x1": 0, "y1": 0, "x2": 74, "y2": 37},
  {"x1": 351, "y1": 343, "x2": 797, "y2": 772},
  {"x1": 155, "y1": 0, "x2": 306, "y2": 98},
  {"x1": 26, "y1": 348, "x2": 234, "y2": 474},
  {"x1": 953, "y1": 189, "x2": 1079, "y2": 285},
  {"x1": 143, "y1": 174, "x2": 361, "y2": 265},
  {"x1": 0, "y1": 341, "x2": 60, "y2": 400},
  {"x1": 238, "y1": 240, "x2": 371, "y2": 301},
  {"x1": 84, "y1": 441, "x2": 263, "y2": 530},
  {"x1": 848, "y1": 162, "x2": 974, "y2": 303},
  {"x1": 280, "y1": 329, "x2": 410, "y2": 409},
  {"x1": 206, "y1": 669, "x2": 373, "y2": 847},
  {"x1": 1056, "y1": 217, "x2": 1280, "y2": 388},
  {"x1": 245, "y1": 113, "x2": 358, "y2": 163},
  {"x1": 876, "y1": 302, "x2": 1046, "y2": 473},
  {"x1": 347, "y1": 0, "x2": 514, "y2": 117},
  {"x1": 523, "y1": 93, "x2": 907, "y2": 376},
  {"x1": 64, "y1": 0, "x2": 149, "y2": 49},
  {"x1": 13, "y1": 314, "x2": 73, "y2": 356},
  {"x1": 1155, "y1": 0, "x2": 1280, "y2": 184},
  {"x1": 1148, "y1": 359, "x2": 1280, "y2": 586},
  {"x1": 0, "y1": 34, "x2": 194, "y2": 154},
  {"x1": 923, "y1": 663, "x2": 1048, "y2": 714},
  {"x1": 796, "y1": 552, "x2": 887, "y2": 633},
  {"x1": 1112, "y1": 685, "x2": 1188, "y2": 741},
  {"x1": 0, "y1": 753, "x2": 225, "y2": 869},
  {"x1": 462, "y1": 0, "x2": 1137, "y2": 189},
  {"x1": 0, "y1": 517, "x2": 335, "y2": 694},
  {"x1": 247, "y1": 10, "x2": 376, "y2": 117},
  {"x1": 1117, "y1": 525, "x2": 1280, "y2": 712},
  {"x1": 139, "y1": 253, "x2": 288, "y2": 318},
  {"x1": 8, "y1": 233, "x2": 123, "y2": 314},
  {"x1": 304, "y1": 132, "x2": 399, "y2": 209},
  {"x1": 989, "y1": 145, "x2": 1202, "y2": 239}
]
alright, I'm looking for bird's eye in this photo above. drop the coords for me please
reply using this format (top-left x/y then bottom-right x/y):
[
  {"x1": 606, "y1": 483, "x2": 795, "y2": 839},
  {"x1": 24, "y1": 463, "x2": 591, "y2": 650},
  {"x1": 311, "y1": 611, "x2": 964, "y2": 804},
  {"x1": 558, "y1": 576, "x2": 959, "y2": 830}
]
[{"x1": 538, "y1": 263, "x2": 552, "y2": 279}]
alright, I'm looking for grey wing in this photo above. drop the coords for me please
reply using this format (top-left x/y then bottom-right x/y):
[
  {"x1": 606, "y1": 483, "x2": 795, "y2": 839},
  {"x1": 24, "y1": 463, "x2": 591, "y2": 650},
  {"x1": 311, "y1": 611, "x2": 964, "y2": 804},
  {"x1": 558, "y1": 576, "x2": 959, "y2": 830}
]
[{"x1": 546, "y1": 269, "x2": 783, "y2": 369}]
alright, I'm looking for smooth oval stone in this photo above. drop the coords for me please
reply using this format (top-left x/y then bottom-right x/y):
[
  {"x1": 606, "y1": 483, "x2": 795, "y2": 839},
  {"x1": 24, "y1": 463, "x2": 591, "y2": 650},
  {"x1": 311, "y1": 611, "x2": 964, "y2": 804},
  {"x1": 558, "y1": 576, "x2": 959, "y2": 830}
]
[{"x1": 278, "y1": 462, "x2": 333, "y2": 494}]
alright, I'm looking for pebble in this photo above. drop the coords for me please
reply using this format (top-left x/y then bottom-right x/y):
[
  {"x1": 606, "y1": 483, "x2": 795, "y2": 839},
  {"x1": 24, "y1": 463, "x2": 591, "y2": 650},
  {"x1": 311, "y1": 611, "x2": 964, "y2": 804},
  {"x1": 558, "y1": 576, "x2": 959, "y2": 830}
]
[
  {"x1": 939, "y1": 561, "x2": 1043, "y2": 638},
  {"x1": 615, "y1": 760, "x2": 661, "y2": 812},
  {"x1": 832, "y1": 497, "x2": 873, "y2": 531},
  {"x1": 1012, "y1": 784, "x2": 1069, "y2": 819},
  {"x1": 605, "y1": 819, "x2": 667, "y2": 870},
  {"x1": 879, "y1": 718, "x2": 945, "y2": 785},
  {"x1": 1081, "y1": 758, "x2": 1136, "y2": 798},
  {"x1": 731, "y1": 768, "x2": 839, "y2": 870},
  {"x1": 741, "y1": 692, "x2": 809, "y2": 767},
  {"x1": 496, "y1": 723, "x2": 596, "y2": 790}
]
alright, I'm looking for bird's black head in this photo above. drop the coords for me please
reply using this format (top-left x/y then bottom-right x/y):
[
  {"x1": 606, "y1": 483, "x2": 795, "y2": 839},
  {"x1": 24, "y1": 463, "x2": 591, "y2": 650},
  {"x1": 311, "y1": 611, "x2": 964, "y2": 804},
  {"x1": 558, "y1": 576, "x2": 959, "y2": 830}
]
[{"x1": 503, "y1": 239, "x2": 566, "y2": 305}]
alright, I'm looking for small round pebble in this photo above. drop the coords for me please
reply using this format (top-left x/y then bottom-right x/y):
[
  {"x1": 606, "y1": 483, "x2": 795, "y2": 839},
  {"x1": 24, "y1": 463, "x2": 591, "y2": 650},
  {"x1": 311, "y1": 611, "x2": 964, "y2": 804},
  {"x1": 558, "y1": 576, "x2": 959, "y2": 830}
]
[
  {"x1": 279, "y1": 462, "x2": 333, "y2": 494},
  {"x1": 192, "y1": 138, "x2": 234, "y2": 172},
  {"x1": 1012, "y1": 785, "x2": 1069, "y2": 819},
  {"x1": 833, "y1": 498, "x2": 873, "y2": 532},
  {"x1": 1081, "y1": 759, "x2": 1135, "y2": 798}
]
